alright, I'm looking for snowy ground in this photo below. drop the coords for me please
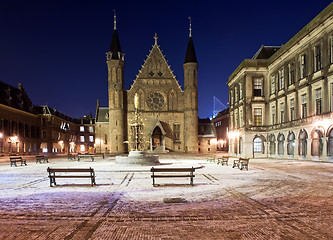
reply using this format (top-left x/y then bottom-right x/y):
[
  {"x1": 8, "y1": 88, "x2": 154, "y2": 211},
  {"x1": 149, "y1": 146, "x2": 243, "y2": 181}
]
[{"x1": 0, "y1": 153, "x2": 332, "y2": 239}]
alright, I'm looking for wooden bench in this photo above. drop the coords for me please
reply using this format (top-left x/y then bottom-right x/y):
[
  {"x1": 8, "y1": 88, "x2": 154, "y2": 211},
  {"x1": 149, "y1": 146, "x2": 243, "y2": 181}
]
[
  {"x1": 47, "y1": 167, "x2": 96, "y2": 187},
  {"x1": 10, "y1": 156, "x2": 27, "y2": 167},
  {"x1": 239, "y1": 158, "x2": 249, "y2": 170},
  {"x1": 36, "y1": 155, "x2": 48, "y2": 164},
  {"x1": 217, "y1": 156, "x2": 229, "y2": 166},
  {"x1": 206, "y1": 155, "x2": 215, "y2": 163},
  {"x1": 151, "y1": 167, "x2": 195, "y2": 186},
  {"x1": 77, "y1": 154, "x2": 94, "y2": 162},
  {"x1": 232, "y1": 158, "x2": 250, "y2": 170},
  {"x1": 232, "y1": 158, "x2": 240, "y2": 168},
  {"x1": 67, "y1": 154, "x2": 76, "y2": 160}
]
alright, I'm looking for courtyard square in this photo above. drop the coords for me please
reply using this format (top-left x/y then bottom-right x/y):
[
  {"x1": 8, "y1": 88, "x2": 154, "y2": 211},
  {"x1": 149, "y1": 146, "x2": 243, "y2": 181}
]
[{"x1": 0, "y1": 153, "x2": 332, "y2": 239}]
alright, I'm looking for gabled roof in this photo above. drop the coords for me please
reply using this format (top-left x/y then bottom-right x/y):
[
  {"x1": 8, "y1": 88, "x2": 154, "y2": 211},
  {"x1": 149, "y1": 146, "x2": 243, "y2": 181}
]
[
  {"x1": 184, "y1": 36, "x2": 197, "y2": 63},
  {"x1": 252, "y1": 45, "x2": 281, "y2": 59},
  {"x1": 0, "y1": 81, "x2": 34, "y2": 113},
  {"x1": 129, "y1": 39, "x2": 183, "y2": 92}
]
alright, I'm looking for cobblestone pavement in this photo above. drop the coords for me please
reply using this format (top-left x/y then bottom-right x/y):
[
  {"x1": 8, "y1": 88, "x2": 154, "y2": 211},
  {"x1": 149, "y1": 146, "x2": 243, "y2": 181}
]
[{"x1": 0, "y1": 154, "x2": 332, "y2": 239}]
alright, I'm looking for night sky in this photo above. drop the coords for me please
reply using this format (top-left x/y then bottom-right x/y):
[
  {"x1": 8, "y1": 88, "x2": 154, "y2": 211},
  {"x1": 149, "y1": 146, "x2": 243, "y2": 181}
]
[{"x1": 0, "y1": 0, "x2": 332, "y2": 119}]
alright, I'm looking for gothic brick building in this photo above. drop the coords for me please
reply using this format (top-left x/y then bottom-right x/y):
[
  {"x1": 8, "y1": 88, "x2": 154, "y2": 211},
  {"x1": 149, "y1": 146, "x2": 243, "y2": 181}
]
[{"x1": 96, "y1": 23, "x2": 198, "y2": 154}]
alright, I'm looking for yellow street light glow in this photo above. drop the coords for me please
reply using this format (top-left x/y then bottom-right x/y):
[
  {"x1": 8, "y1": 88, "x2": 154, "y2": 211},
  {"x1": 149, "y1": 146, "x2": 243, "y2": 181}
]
[
  {"x1": 0, "y1": 133, "x2": 2, "y2": 138},
  {"x1": 10, "y1": 136, "x2": 18, "y2": 142}
]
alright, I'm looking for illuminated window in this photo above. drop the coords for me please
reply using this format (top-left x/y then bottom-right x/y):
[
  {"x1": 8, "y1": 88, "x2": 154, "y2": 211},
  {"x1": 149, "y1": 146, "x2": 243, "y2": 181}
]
[
  {"x1": 80, "y1": 136, "x2": 85, "y2": 142},
  {"x1": 89, "y1": 126, "x2": 94, "y2": 133},
  {"x1": 89, "y1": 136, "x2": 94, "y2": 143},
  {"x1": 80, "y1": 126, "x2": 84, "y2": 132},
  {"x1": 254, "y1": 108, "x2": 262, "y2": 126},
  {"x1": 253, "y1": 78, "x2": 262, "y2": 96},
  {"x1": 239, "y1": 83, "x2": 243, "y2": 99},
  {"x1": 253, "y1": 137, "x2": 262, "y2": 153},
  {"x1": 80, "y1": 145, "x2": 85, "y2": 152}
]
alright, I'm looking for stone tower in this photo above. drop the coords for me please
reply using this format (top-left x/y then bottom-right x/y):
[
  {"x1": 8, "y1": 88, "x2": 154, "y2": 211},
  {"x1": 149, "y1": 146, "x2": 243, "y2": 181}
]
[
  {"x1": 106, "y1": 17, "x2": 126, "y2": 153},
  {"x1": 183, "y1": 31, "x2": 198, "y2": 153}
]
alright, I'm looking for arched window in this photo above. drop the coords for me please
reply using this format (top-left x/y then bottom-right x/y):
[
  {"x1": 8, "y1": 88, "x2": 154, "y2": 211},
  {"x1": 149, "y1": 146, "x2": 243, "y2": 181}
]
[
  {"x1": 269, "y1": 134, "x2": 276, "y2": 155},
  {"x1": 311, "y1": 129, "x2": 323, "y2": 156},
  {"x1": 253, "y1": 137, "x2": 263, "y2": 153},
  {"x1": 328, "y1": 128, "x2": 333, "y2": 156},
  {"x1": 287, "y1": 132, "x2": 295, "y2": 156},
  {"x1": 278, "y1": 133, "x2": 285, "y2": 156},
  {"x1": 298, "y1": 130, "x2": 307, "y2": 157}
]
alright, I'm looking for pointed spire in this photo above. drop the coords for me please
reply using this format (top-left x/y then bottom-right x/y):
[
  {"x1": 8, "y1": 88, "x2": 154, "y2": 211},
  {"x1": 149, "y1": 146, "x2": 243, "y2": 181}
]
[
  {"x1": 184, "y1": 18, "x2": 197, "y2": 64},
  {"x1": 109, "y1": 10, "x2": 122, "y2": 60},
  {"x1": 189, "y1": 17, "x2": 192, "y2": 37},
  {"x1": 113, "y1": 9, "x2": 117, "y2": 30}
]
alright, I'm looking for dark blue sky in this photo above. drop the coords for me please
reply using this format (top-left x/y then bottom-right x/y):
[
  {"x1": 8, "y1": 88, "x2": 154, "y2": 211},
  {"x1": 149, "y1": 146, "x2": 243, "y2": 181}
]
[{"x1": 0, "y1": 0, "x2": 332, "y2": 118}]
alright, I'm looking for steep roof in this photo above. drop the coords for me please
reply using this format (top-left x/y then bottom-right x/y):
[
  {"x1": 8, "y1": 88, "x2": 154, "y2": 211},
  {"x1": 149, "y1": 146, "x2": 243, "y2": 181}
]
[
  {"x1": 0, "y1": 81, "x2": 34, "y2": 113},
  {"x1": 198, "y1": 118, "x2": 216, "y2": 137},
  {"x1": 184, "y1": 36, "x2": 197, "y2": 63},
  {"x1": 109, "y1": 29, "x2": 122, "y2": 60},
  {"x1": 96, "y1": 107, "x2": 109, "y2": 123},
  {"x1": 252, "y1": 45, "x2": 281, "y2": 59}
]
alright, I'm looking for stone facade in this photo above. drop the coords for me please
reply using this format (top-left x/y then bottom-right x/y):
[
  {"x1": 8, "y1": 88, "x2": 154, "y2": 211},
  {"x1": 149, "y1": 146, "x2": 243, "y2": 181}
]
[
  {"x1": 97, "y1": 28, "x2": 198, "y2": 154},
  {"x1": 212, "y1": 108, "x2": 229, "y2": 151},
  {"x1": 227, "y1": 3, "x2": 333, "y2": 162}
]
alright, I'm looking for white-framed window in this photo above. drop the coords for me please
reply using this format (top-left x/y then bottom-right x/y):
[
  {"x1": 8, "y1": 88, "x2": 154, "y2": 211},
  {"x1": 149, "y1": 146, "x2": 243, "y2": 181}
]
[
  {"x1": 300, "y1": 54, "x2": 306, "y2": 79},
  {"x1": 271, "y1": 106, "x2": 276, "y2": 125},
  {"x1": 253, "y1": 137, "x2": 262, "y2": 153},
  {"x1": 280, "y1": 102, "x2": 284, "y2": 123},
  {"x1": 290, "y1": 99, "x2": 295, "y2": 121},
  {"x1": 314, "y1": 45, "x2": 322, "y2": 72},
  {"x1": 279, "y1": 69, "x2": 284, "y2": 90},
  {"x1": 301, "y1": 94, "x2": 307, "y2": 118},
  {"x1": 253, "y1": 78, "x2": 263, "y2": 96},
  {"x1": 239, "y1": 83, "x2": 243, "y2": 99},
  {"x1": 80, "y1": 136, "x2": 85, "y2": 142},
  {"x1": 331, "y1": 83, "x2": 333, "y2": 112},
  {"x1": 330, "y1": 36, "x2": 333, "y2": 64},
  {"x1": 235, "y1": 110, "x2": 238, "y2": 128},
  {"x1": 271, "y1": 75, "x2": 276, "y2": 94},
  {"x1": 89, "y1": 126, "x2": 94, "y2": 133},
  {"x1": 288, "y1": 62, "x2": 295, "y2": 86},
  {"x1": 254, "y1": 108, "x2": 262, "y2": 126},
  {"x1": 315, "y1": 88, "x2": 322, "y2": 115},
  {"x1": 239, "y1": 108, "x2": 243, "y2": 127},
  {"x1": 230, "y1": 91, "x2": 234, "y2": 105},
  {"x1": 235, "y1": 86, "x2": 238, "y2": 102},
  {"x1": 89, "y1": 136, "x2": 94, "y2": 142},
  {"x1": 80, "y1": 126, "x2": 84, "y2": 132}
]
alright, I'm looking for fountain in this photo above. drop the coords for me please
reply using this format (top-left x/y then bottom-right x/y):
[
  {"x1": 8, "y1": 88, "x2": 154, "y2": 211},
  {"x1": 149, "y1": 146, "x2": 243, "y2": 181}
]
[{"x1": 115, "y1": 93, "x2": 159, "y2": 165}]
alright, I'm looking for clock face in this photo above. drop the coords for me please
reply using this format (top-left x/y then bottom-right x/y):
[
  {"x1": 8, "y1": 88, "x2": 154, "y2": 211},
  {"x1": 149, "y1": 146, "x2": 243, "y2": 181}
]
[{"x1": 147, "y1": 92, "x2": 165, "y2": 110}]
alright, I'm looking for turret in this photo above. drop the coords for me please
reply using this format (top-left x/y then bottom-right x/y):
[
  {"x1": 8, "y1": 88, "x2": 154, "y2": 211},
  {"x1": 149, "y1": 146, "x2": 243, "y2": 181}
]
[
  {"x1": 107, "y1": 11, "x2": 126, "y2": 153},
  {"x1": 183, "y1": 18, "x2": 198, "y2": 153}
]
